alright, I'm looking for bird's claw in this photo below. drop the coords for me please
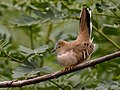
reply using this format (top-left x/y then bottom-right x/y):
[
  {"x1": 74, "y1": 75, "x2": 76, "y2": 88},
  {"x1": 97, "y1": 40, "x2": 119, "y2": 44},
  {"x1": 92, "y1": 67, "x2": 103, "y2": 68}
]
[{"x1": 62, "y1": 64, "x2": 76, "y2": 71}]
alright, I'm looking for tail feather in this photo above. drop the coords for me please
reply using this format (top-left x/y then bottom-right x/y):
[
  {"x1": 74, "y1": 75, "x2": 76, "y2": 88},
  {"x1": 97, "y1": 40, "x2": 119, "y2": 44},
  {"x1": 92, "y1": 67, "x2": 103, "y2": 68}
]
[{"x1": 77, "y1": 6, "x2": 92, "y2": 41}]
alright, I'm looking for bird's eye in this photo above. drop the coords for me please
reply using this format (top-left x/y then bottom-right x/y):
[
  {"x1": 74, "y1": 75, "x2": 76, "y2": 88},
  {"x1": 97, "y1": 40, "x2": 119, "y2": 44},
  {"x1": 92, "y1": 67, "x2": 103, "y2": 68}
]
[{"x1": 58, "y1": 45, "x2": 61, "y2": 48}]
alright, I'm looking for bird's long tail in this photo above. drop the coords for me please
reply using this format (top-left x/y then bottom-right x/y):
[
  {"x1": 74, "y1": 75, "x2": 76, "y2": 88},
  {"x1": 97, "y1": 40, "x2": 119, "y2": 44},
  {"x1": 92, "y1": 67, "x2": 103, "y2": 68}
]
[{"x1": 77, "y1": 6, "x2": 92, "y2": 41}]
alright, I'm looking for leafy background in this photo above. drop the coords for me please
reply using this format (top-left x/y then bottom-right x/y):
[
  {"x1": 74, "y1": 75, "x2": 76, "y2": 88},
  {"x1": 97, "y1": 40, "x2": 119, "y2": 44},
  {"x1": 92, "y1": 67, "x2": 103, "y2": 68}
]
[{"x1": 0, "y1": 0, "x2": 120, "y2": 90}]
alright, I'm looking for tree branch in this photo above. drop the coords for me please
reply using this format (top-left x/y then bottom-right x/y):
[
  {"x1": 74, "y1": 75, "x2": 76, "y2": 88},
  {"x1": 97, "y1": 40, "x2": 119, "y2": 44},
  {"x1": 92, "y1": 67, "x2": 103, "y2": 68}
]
[{"x1": 0, "y1": 51, "x2": 120, "y2": 88}]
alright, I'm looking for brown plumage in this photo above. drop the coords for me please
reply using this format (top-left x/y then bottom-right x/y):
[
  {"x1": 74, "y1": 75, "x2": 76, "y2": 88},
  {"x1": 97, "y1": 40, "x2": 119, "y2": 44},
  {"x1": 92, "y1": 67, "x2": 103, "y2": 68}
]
[{"x1": 53, "y1": 6, "x2": 94, "y2": 67}]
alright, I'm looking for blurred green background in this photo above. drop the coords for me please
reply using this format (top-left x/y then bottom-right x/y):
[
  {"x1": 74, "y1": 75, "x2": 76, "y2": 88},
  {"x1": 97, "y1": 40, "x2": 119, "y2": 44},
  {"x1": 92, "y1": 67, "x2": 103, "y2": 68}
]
[{"x1": 0, "y1": 0, "x2": 120, "y2": 90}]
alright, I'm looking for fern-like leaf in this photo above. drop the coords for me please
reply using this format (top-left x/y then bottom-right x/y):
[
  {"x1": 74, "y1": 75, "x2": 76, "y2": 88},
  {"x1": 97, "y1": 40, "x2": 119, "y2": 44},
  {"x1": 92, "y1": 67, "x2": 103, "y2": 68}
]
[{"x1": 0, "y1": 33, "x2": 12, "y2": 50}]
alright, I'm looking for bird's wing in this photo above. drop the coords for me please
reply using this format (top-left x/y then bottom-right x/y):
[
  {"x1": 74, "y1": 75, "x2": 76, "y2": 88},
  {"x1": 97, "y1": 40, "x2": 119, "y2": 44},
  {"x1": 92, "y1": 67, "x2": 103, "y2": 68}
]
[{"x1": 72, "y1": 42, "x2": 94, "y2": 63}]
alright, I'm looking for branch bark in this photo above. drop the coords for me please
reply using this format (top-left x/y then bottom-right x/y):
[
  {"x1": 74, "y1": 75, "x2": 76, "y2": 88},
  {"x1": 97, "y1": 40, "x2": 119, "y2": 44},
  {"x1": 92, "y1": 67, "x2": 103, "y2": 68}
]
[{"x1": 0, "y1": 51, "x2": 120, "y2": 88}]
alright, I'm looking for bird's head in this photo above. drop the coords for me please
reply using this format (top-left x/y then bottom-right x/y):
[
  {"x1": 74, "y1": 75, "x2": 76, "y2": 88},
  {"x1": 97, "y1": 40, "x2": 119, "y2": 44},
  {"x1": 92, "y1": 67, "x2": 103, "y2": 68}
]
[{"x1": 52, "y1": 40, "x2": 67, "y2": 53}]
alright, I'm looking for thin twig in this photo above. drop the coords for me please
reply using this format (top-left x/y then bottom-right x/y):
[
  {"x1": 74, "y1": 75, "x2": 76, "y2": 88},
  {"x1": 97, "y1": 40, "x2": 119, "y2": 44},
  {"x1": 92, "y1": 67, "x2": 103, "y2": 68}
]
[{"x1": 0, "y1": 51, "x2": 119, "y2": 87}]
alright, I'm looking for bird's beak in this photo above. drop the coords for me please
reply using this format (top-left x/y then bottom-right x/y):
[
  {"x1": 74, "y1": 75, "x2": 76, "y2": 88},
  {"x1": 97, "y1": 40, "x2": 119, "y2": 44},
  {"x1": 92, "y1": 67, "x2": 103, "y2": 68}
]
[{"x1": 52, "y1": 49, "x2": 56, "y2": 53}]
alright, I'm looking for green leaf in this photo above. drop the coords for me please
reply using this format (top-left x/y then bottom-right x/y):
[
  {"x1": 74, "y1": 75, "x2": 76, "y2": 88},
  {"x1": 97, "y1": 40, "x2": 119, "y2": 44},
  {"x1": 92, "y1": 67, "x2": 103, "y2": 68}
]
[
  {"x1": 68, "y1": 74, "x2": 80, "y2": 87},
  {"x1": 49, "y1": 6, "x2": 63, "y2": 17},
  {"x1": 95, "y1": 84, "x2": 108, "y2": 90},
  {"x1": 64, "y1": 85, "x2": 72, "y2": 90},
  {"x1": 33, "y1": 10, "x2": 50, "y2": 19},
  {"x1": 96, "y1": 3, "x2": 103, "y2": 13},
  {"x1": 19, "y1": 45, "x2": 48, "y2": 56},
  {"x1": 19, "y1": 46, "x2": 33, "y2": 56},
  {"x1": 46, "y1": 9, "x2": 55, "y2": 19},
  {"x1": 34, "y1": 5, "x2": 67, "y2": 22},
  {"x1": 34, "y1": 2, "x2": 50, "y2": 9},
  {"x1": 11, "y1": 15, "x2": 40, "y2": 26},
  {"x1": 50, "y1": 5, "x2": 67, "y2": 19},
  {"x1": 101, "y1": 1, "x2": 109, "y2": 8},
  {"x1": 12, "y1": 60, "x2": 53, "y2": 78},
  {"x1": 95, "y1": 81, "x2": 120, "y2": 90},
  {"x1": 92, "y1": 18, "x2": 99, "y2": 29},
  {"x1": 34, "y1": 45, "x2": 48, "y2": 54},
  {"x1": 38, "y1": 86, "x2": 59, "y2": 90},
  {"x1": 102, "y1": 25, "x2": 119, "y2": 35},
  {"x1": 0, "y1": 33, "x2": 12, "y2": 50}
]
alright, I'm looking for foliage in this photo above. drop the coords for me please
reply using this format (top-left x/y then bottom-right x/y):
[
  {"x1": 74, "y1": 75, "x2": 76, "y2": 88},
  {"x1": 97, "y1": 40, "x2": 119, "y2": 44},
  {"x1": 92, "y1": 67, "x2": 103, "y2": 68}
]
[{"x1": 0, "y1": 0, "x2": 120, "y2": 90}]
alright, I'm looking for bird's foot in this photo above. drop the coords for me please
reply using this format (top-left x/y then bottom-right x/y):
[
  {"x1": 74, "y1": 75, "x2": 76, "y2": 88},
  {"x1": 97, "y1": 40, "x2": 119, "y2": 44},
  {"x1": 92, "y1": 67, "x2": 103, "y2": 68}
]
[{"x1": 62, "y1": 64, "x2": 76, "y2": 71}]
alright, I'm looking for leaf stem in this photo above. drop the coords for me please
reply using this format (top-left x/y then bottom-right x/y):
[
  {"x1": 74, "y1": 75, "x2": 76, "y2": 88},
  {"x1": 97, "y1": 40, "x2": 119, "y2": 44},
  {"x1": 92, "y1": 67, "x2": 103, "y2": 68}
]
[
  {"x1": 45, "y1": 22, "x2": 53, "y2": 44},
  {"x1": 49, "y1": 80, "x2": 64, "y2": 90},
  {"x1": 3, "y1": 51, "x2": 22, "y2": 63},
  {"x1": 30, "y1": 26, "x2": 34, "y2": 49},
  {"x1": 93, "y1": 25, "x2": 120, "y2": 50},
  {"x1": 28, "y1": 8, "x2": 34, "y2": 49},
  {"x1": 110, "y1": 9, "x2": 120, "y2": 18}
]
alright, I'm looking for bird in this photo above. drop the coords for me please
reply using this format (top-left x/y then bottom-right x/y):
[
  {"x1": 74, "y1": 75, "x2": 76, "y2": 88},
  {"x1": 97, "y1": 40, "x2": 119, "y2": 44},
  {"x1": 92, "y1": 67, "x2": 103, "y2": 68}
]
[{"x1": 52, "y1": 6, "x2": 94, "y2": 70}]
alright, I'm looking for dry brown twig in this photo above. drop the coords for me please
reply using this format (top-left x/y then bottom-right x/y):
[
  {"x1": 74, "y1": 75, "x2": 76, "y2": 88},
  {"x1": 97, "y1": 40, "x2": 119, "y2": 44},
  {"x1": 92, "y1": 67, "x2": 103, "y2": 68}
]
[{"x1": 0, "y1": 51, "x2": 120, "y2": 88}]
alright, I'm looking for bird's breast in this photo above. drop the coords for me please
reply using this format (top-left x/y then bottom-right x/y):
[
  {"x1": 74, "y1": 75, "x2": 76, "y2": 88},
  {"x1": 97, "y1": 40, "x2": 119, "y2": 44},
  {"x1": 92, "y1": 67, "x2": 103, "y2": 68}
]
[{"x1": 57, "y1": 50, "x2": 77, "y2": 66}]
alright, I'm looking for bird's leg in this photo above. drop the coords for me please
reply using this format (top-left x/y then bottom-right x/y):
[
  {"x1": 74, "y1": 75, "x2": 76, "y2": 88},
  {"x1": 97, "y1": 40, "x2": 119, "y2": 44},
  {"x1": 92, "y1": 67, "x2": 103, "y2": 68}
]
[{"x1": 62, "y1": 64, "x2": 76, "y2": 71}]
